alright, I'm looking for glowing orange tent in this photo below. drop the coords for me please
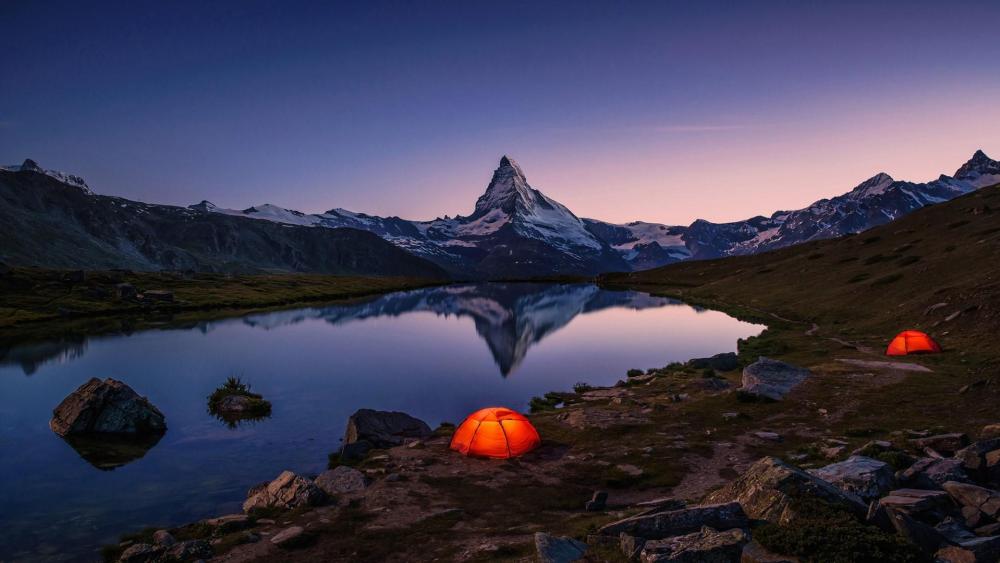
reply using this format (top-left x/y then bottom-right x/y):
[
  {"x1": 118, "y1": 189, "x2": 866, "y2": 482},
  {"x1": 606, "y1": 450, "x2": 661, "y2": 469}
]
[
  {"x1": 450, "y1": 407, "x2": 541, "y2": 459},
  {"x1": 886, "y1": 330, "x2": 941, "y2": 356}
]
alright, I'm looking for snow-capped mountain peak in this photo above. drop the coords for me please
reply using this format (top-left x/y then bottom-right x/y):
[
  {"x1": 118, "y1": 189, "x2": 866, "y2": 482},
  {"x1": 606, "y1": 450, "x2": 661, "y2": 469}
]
[
  {"x1": 472, "y1": 155, "x2": 536, "y2": 217},
  {"x1": 849, "y1": 172, "x2": 895, "y2": 198},
  {"x1": 954, "y1": 149, "x2": 1000, "y2": 188},
  {"x1": 2, "y1": 158, "x2": 91, "y2": 193}
]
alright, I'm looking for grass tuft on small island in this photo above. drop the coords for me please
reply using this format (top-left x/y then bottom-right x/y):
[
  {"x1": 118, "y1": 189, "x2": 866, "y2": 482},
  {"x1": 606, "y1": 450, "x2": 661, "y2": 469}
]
[{"x1": 207, "y1": 376, "x2": 272, "y2": 428}]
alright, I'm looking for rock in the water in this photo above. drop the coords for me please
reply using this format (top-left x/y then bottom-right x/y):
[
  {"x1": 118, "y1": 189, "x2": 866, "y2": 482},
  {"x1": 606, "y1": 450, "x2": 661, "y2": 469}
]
[
  {"x1": 242, "y1": 470, "x2": 326, "y2": 513},
  {"x1": 808, "y1": 455, "x2": 894, "y2": 502},
  {"x1": 534, "y1": 532, "x2": 587, "y2": 563},
  {"x1": 270, "y1": 526, "x2": 307, "y2": 548},
  {"x1": 909, "y1": 433, "x2": 969, "y2": 455},
  {"x1": 598, "y1": 502, "x2": 748, "y2": 540},
  {"x1": 689, "y1": 353, "x2": 740, "y2": 372},
  {"x1": 50, "y1": 378, "x2": 166, "y2": 436},
  {"x1": 942, "y1": 481, "x2": 1000, "y2": 519},
  {"x1": 739, "y1": 357, "x2": 810, "y2": 401},
  {"x1": 315, "y1": 466, "x2": 369, "y2": 495},
  {"x1": 343, "y1": 409, "x2": 432, "y2": 451},
  {"x1": 705, "y1": 457, "x2": 865, "y2": 524},
  {"x1": 639, "y1": 526, "x2": 747, "y2": 562},
  {"x1": 898, "y1": 458, "x2": 969, "y2": 489}
]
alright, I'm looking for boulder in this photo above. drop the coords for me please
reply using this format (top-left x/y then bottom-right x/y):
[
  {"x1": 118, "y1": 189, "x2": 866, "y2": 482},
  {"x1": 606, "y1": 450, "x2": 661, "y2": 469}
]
[
  {"x1": 343, "y1": 409, "x2": 432, "y2": 450},
  {"x1": 270, "y1": 526, "x2": 307, "y2": 548},
  {"x1": 739, "y1": 358, "x2": 810, "y2": 401},
  {"x1": 689, "y1": 353, "x2": 740, "y2": 372},
  {"x1": 204, "y1": 513, "x2": 251, "y2": 535},
  {"x1": 598, "y1": 502, "x2": 748, "y2": 540},
  {"x1": 50, "y1": 378, "x2": 166, "y2": 436},
  {"x1": 534, "y1": 532, "x2": 587, "y2": 563},
  {"x1": 898, "y1": 458, "x2": 969, "y2": 489},
  {"x1": 936, "y1": 536, "x2": 1000, "y2": 563},
  {"x1": 935, "y1": 517, "x2": 979, "y2": 544},
  {"x1": 886, "y1": 508, "x2": 948, "y2": 553},
  {"x1": 117, "y1": 543, "x2": 163, "y2": 563},
  {"x1": 908, "y1": 433, "x2": 970, "y2": 455},
  {"x1": 955, "y1": 439, "x2": 1000, "y2": 474},
  {"x1": 242, "y1": 470, "x2": 326, "y2": 513},
  {"x1": 152, "y1": 530, "x2": 175, "y2": 547},
  {"x1": 808, "y1": 455, "x2": 894, "y2": 502},
  {"x1": 980, "y1": 424, "x2": 1000, "y2": 441},
  {"x1": 942, "y1": 481, "x2": 1000, "y2": 520},
  {"x1": 638, "y1": 526, "x2": 747, "y2": 562},
  {"x1": 620, "y1": 533, "x2": 646, "y2": 560},
  {"x1": 314, "y1": 466, "x2": 369, "y2": 495},
  {"x1": 161, "y1": 539, "x2": 212, "y2": 560},
  {"x1": 877, "y1": 489, "x2": 952, "y2": 514},
  {"x1": 705, "y1": 457, "x2": 865, "y2": 524}
]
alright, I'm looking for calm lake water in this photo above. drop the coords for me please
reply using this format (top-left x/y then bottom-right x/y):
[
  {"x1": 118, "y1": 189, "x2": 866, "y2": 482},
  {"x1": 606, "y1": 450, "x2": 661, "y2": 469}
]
[{"x1": 0, "y1": 282, "x2": 763, "y2": 561}]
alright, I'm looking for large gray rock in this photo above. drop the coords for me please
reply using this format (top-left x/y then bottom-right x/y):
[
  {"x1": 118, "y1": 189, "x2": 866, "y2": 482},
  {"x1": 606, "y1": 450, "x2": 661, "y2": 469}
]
[
  {"x1": 343, "y1": 409, "x2": 432, "y2": 449},
  {"x1": 898, "y1": 458, "x2": 969, "y2": 489},
  {"x1": 942, "y1": 481, "x2": 1000, "y2": 519},
  {"x1": 638, "y1": 526, "x2": 747, "y2": 562},
  {"x1": 598, "y1": 502, "x2": 748, "y2": 540},
  {"x1": 50, "y1": 378, "x2": 166, "y2": 436},
  {"x1": 705, "y1": 457, "x2": 865, "y2": 524},
  {"x1": 739, "y1": 358, "x2": 810, "y2": 401},
  {"x1": 534, "y1": 532, "x2": 587, "y2": 563},
  {"x1": 242, "y1": 470, "x2": 326, "y2": 513},
  {"x1": 808, "y1": 455, "x2": 894, "y2": 502},
  {"x1": 314, "y1": 466, "x2": 368, "y2": 495}
]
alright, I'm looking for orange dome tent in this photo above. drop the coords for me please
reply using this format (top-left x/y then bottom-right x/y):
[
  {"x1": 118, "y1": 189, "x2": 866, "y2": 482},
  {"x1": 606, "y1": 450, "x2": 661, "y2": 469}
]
[
  {"x1": 886, "y1": 330, "x2": 941, "y2": 356},
  {"x1": 450, "y1": 407, "x2": 540, "y2": 459}
]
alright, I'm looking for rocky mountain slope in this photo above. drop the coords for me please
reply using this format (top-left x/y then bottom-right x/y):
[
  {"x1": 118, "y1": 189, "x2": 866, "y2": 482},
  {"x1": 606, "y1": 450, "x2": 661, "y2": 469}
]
[
  {"x1": 4, "y1": 150, "x2": 997, "y2": 277},
  {"x1": 0, "y1": 165, "x2": 446, "y2": 278},
  {"x1": 197, "y1": 151, "x2": 999, "y2": 273}
]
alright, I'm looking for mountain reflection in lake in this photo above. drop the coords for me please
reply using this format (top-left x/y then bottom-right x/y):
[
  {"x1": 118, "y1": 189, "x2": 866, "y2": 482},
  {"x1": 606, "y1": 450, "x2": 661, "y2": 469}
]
[{"x1": 0, "y1": 283, "x2": 763, "y2": 561}]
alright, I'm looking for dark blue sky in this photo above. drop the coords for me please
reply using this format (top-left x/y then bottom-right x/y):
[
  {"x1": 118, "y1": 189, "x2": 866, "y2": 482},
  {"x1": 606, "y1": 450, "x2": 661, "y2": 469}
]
[{"x1": 3, "y1": 0, "x2": 998, "y2": 223}]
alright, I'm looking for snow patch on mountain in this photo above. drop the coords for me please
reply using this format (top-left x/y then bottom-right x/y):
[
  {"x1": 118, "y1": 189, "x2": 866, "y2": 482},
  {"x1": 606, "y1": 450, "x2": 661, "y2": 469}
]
[{"x1": 2, "y1": 159, "x2": 91, "y2": 193}]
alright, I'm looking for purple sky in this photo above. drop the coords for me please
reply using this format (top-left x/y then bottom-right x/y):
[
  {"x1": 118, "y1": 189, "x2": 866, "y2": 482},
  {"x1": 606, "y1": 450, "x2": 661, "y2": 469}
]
[{"x1": 2, "y1": 0, "x2": 998, "y2": 224}]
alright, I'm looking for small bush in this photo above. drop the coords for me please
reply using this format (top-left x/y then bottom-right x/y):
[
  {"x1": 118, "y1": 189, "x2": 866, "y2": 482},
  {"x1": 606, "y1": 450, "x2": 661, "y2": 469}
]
[
  {"x1": 626, "y1": 369, "x2": 644, "y2": 378},
  {"x1": 755, "y1": 496, "x2": 926, "y2": 563},
  {"x1": 701, "y1": 368, "x2": 716, "y2": 378},
  {"x1": 573, "y1": 382, "x2": 594, "y2": 393},
  {"x1": 207, "y1": 376, "x2": 272, "y2": 428}
]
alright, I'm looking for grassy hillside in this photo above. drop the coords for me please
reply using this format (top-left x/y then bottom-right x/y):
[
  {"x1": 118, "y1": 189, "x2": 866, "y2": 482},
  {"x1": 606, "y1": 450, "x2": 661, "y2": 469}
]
[
  {"x1": 602, "y1": 182, "x2": 1000, "y2": 436},
  {"x1": 0, "y1": 268, "x2": 440, "y2": 336}
]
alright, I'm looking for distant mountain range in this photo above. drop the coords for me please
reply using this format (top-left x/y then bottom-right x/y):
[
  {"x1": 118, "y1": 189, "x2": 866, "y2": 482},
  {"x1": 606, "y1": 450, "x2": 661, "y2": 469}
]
[{"x1": 2, "y1": 150, "x2": 997, "y2": 277}]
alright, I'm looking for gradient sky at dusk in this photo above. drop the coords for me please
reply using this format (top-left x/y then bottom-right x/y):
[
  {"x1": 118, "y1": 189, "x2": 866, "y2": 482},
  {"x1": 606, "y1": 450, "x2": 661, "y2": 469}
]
[{"x1": 2, "y1": 0, "x2": 999, "y2": 225}]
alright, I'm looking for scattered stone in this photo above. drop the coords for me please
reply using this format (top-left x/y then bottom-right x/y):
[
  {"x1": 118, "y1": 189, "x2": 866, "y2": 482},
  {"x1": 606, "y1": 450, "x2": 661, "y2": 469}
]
[
  {"x1": 850, "y1": 440, "x2": 894, "y2": 456},
  {"x1": 808, "y1": 455, "x2": 894, "y2": 502},
  {"x1": 162, "y1": 540, "x2": 211, "y2": 560},
  {"x1": 598, "y1": 502, "x2": 748, "y2": 540},
  {"x1": 980, "y1": 424, "x2": 1000, "y2": 441},
  {"x1": 270, "y1": 526, "x2": 306, "y2": 548},
  {"x1": 534, "y1": 532, "x2": 587, "y2": 563},
  {"x1": 152, "y1": 530, "x2": 175, "y2": 547},
  {"x1": 877, "y1": 489, "x2": 952, "y2": 514},
  {"x1": 639, "y1": 526, "x2": 747, "y2": 562},
  {"x1": 242, "y1": 470, "x2": 326, "y2": 513},
  {"x1": 752, "y1": 431, "x2": 782, "y2": 442},
  {"x1": 955, "y1": 439, "x2": 1000, "y2": 474},
  {"x1": 689, "y1": 353, "x2": 740, "y2": 372},
  {"x1": 585, "y1": 491, "x2": 608, "y2": 512},
  {"x1": 204, "y1": 513, "x2": 251, "y2": 535},
  {"x1": 820, "y1": 446, "x2": 845, "y2": 459},
  {"x1": 942, "y1": 481, "x2": 1000, "y2": 519},
  {"x1": 705, "y1": 457, "x2": 866, "y2": 524},
  {"x1": 115, "y1": 283, "x2": 137, "y2": 300},
  {"x1": 616, "y1": 464, "x2": 644, "y2": 477},
  {"x1": 314, "y1": 466, "x2": 369, "y2": 495},
  {"x1": 739, "y1": 357, "x2": 811, "y2": 401},
  {"x1": 117, "y1": 543, "x2": 163, "y2": 562},
  {"x1": 909, "y1": 433, "x2": 970, "y2": 455},
  {"x1": 343, "y1": 409, "x2": 432, "y2": 451},
  {"x1": 50, "y1": 378, "x2": 166, "y2": 436},
  {"x1": 142, "y1": 290, "x2": 174, "y2": 303},
  {"x1": 721, "y1": 412, "x2": 739, "y2": 421},
  {"x1": 899, "y1": 458, "x2": 969, "y2": 489}
]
